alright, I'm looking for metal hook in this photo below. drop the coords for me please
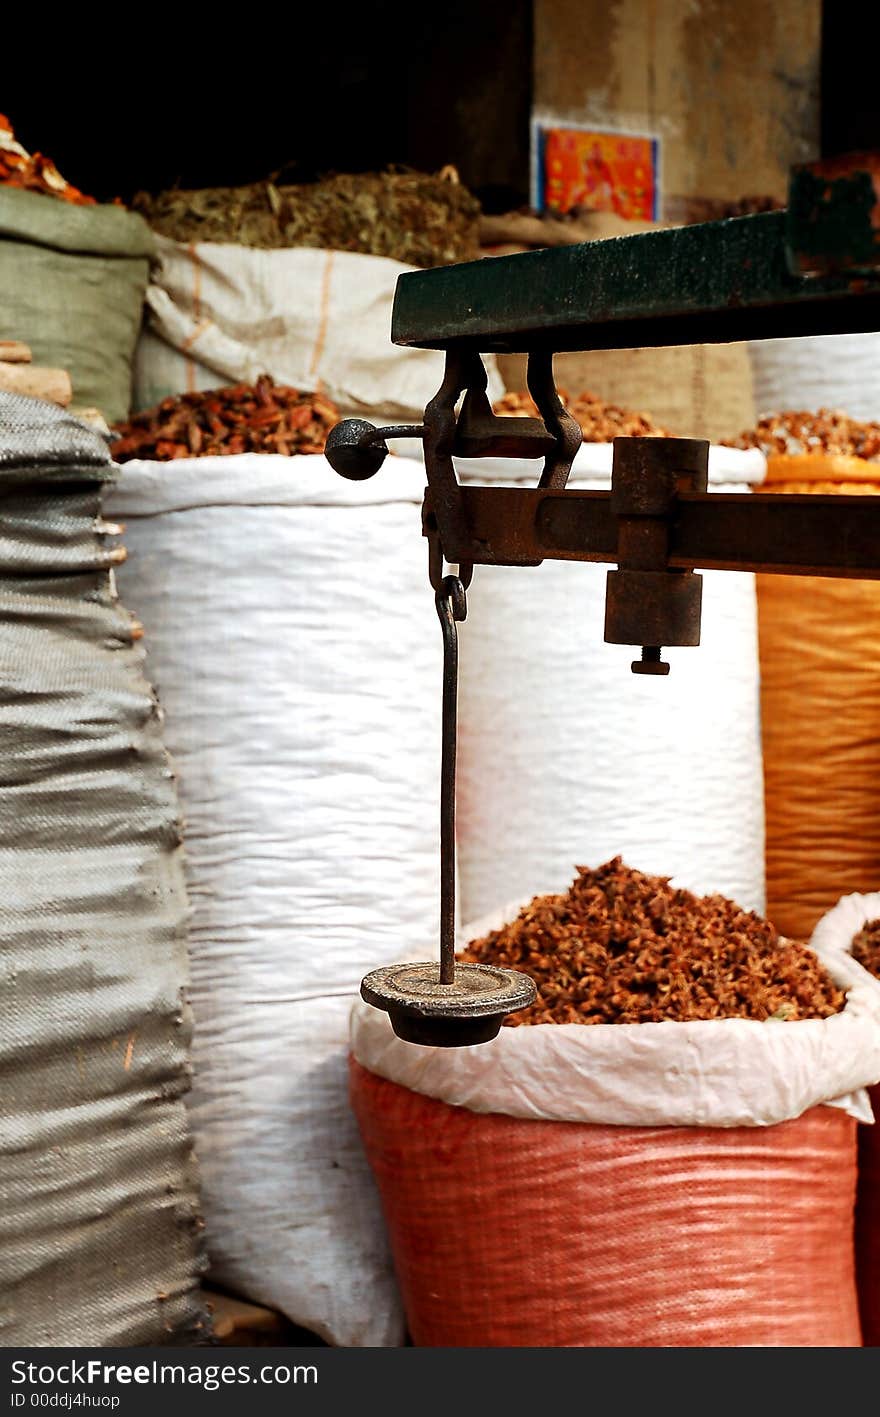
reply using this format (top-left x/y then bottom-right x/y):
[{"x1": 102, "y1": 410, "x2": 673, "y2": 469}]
[
  {"x1": 358, "y1": 563, "x2": 535, "y2": 1044},
  {"x1": 426, "y1": 510, "x2": 473, "y2": 596},
  {"x1": 437, "y1": 573, "x2": 468, "y2": 624},
  {"x1": 435, "y1": 574, "x2": 467, "y2": 984}
]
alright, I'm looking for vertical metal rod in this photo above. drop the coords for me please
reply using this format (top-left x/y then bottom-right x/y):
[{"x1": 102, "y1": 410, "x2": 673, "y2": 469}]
[{"x1": 436, "y1": 577, "x2": 466, "y2": 985}]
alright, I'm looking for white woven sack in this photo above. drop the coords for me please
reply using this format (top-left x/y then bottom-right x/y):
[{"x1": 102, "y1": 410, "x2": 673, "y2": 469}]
[
  {"x1": 351, "y1": 901, "x2": 880, "y2": 1128},
  {"x1": 447, "y1": 443, "x2": 769, "y2": 922},
  {"x1": 748, "y1": 333, "x2": 880, "y2": 422},
  {"x1": 133, "y1": 237, "x2": 504, "y2": 420},
  {"x1": 811, "y1": 892, "x2": 880, "y2": 981},
  {"x1": 105, "y1": 454, "x2": 445, "y2": 1347}
]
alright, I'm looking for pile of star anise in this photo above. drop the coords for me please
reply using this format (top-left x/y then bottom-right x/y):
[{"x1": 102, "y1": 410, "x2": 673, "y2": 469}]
[{"x1": 459, "y1": 857, "x2": 845, "y2": 1026}]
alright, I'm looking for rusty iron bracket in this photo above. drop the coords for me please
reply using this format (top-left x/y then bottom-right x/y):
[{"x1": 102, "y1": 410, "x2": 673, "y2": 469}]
[
  {"x1": 326, "y1": 348, "x2": 583, "y2": 571},
  {"x1": 450, "y1": 350, "x2": 581, "y2": 483},
  {"x1": 526, "y1": 349, "x2": 584, "y2": 489},
  {"x1": 419, "y1": 481, "x2": 880, "y2": 581},
  {"x1": 422, "y1": 348, "x2": 581, "y2": 563}
]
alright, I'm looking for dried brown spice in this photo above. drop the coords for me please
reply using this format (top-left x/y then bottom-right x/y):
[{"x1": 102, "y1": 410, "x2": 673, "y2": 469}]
[
  {"x1": 131, "y1": 168, "x2": 481, "y2": 269},
  {"x1": 493, "y1": 389, "x2": 670, "y2": 441},
  {"x1": 724, "y1": 408, "x2": 880, "y2": 462},
  {"x1": 459, "y1": 857, "x2": 845, "y2": 1026},
  {"x1": 111, "y1": 377, "x2": 339, "y2": 462},
  {"x1": 851, "y1": 918, "x2": 880, "y2": 978}
]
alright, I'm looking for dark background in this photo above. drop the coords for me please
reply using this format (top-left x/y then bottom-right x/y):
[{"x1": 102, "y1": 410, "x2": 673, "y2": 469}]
[
  {"x1": 1, "y1": 4, "x2": 531, "y2": 211},
  {"x1": 820, "y1": 2, "x2": 880, "y2": 156},
  {"x1": 2, "y1": 2, "x2": 878, "y2": 211}
]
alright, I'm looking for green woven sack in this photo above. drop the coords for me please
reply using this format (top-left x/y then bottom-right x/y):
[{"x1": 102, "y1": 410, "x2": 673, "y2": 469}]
[{"x1": 0, "y1": 188, "x2": 155, "y2": 425}]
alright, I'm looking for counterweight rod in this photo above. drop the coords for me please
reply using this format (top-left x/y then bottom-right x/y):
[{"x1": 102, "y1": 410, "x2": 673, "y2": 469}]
[{"x1": 435, "y1": 575, "x2": 467, "y2": 985}]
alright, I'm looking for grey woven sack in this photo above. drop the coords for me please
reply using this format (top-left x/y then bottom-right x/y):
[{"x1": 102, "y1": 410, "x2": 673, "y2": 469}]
[
  {"x1": 0, "y1": 189, "x2": 155, "y2": 425},
  {"x1": 0, "y1": 392, "x2": 208, "y2": 1345}
]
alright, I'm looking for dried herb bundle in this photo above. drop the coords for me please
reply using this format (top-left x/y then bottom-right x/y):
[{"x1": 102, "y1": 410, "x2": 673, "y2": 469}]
[
  {"x1": 459, "y1": 857, "x2": 845, "y2": 1026},
  {"x1": 111, "y1": 377, "x2": 338, "y2": 461},
  {"x1": 725, "y1": 409, "x2": 880, "y2": 462},
  {"x1": 132, "y1": 168, "x2": 481, "y2": 269},
  {"x1": 494, "y1": 389, "x2": 670, "y2": 441},
  {"x1": 852, "y1": 919, "x2": 880, "y2": 978}
]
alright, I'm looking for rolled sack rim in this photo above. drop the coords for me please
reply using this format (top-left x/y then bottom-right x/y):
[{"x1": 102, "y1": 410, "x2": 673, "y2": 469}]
[
  {"x1": 349, "y1": 940, "x2": 880, "y2": 1129},
  {"x1": 104, "y1": 452, "x2": 431, "y2": 517},
  {"x1": 393, "y1": 441, "x2": 766, "y2": 487},
  {"x1": 105, "y1": 443, "x2": 767, "y2": 520},
  {"x1": 811, "y1": 892, "x2": 880, "y2": 986},
  {"x1": 0, "y1": 185, "x2": 157, "y2": 261},
  {"x1": 763, "y1": 451, "x2": 880, "y2": 485}
]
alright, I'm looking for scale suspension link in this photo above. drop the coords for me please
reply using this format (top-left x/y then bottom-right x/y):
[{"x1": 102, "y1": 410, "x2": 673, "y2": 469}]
[
  {"x1": 357, "y1": 546, "x2": 536, "y2": 1046},
  {"x1": 435, "y1": 573, "x2": 467, "y2": 985}
]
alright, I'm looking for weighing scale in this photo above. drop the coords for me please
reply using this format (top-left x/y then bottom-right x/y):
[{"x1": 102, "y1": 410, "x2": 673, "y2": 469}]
[{"x1": 325, "y1": 153, "x2": 880, "y2": 1046}]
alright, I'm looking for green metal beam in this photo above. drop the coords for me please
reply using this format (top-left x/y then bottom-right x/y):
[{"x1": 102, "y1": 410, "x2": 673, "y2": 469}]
[{"x1": 391, "y1": 210, "x2": 880, "y2": 354}]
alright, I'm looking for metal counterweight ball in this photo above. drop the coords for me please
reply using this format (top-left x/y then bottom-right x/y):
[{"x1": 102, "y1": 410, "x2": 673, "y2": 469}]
[{"x1": 325, "y1": 419, "x2": 388, "y2": 481}]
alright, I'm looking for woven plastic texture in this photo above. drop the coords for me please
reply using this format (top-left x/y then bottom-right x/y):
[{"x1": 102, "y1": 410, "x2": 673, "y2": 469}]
[
  {"x1": 350, "y1": 1060, "x2": 861, "y2": 1348},
  {"x1": 0, "y1": 189, "x2": 155, "y2": 426},
  {"x1": 105, "y1": 453, "x2": 447, "y2": 1347},
  {"x1": 758, "y1": 463, "x2": 880, "y2": 940},
  {"x1": 452, "y1": 455, "x2": 766, "y2": 920},
  {"x1": 0, "y1": 392, "x2": 208, "y2": 1346},
  {"x1": 748, "y1": 333, "x2": 880, "y2": 423}
]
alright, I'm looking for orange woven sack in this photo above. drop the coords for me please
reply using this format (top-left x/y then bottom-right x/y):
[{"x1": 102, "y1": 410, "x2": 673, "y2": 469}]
[
  {"x1": 350, "y1": 1059, "x2": 860, "y2": 1347},
  {"x1": 757, "y1": 453, "x2": 880, "y2": 940}
]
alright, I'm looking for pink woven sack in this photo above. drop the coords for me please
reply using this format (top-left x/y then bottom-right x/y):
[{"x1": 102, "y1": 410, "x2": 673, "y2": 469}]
[
  {"x1": 351, "y1": 916, "x2": 880, "y2": 1347},
  {"x1": 351, "y1": 1061, "x2": 860, "y2": 1347}
]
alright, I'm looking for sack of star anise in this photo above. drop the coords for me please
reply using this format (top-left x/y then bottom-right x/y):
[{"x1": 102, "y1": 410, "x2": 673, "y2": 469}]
[
  {"x1": 349, "y1": 859, "x2": 880, "y2": 1347},
  {"x1": 812, "y1": 892, "x2": 880, "y2": 1348}
]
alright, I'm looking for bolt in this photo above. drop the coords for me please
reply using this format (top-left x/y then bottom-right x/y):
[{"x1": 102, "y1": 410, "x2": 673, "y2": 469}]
[{"x1": 631, "y1": 645, "x2": 670, "y2": 676}]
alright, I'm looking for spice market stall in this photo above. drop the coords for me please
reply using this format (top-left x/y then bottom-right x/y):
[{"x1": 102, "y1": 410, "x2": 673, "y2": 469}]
[{"x1": 7, "y1": 59, "x2": 880, "y2": 1354}]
